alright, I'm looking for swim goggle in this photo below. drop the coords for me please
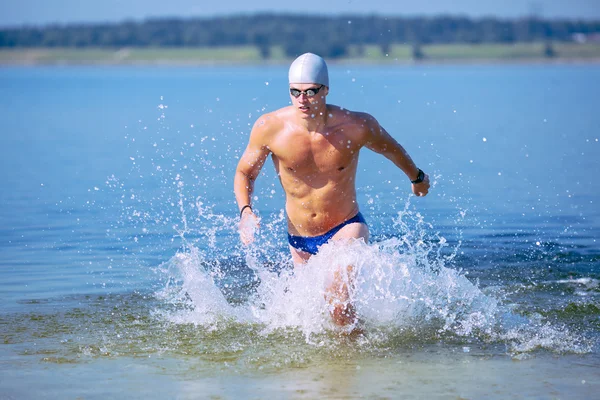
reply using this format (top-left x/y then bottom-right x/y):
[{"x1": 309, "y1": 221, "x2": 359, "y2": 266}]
[{"x1": 289, "y1": 85, "x2": 324, "y2": 98}]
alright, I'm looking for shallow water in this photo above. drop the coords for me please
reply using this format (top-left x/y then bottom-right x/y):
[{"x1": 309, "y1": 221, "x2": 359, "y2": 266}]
[{"x1": 1, "y1": 64, "x2": 599, "y2": 398}]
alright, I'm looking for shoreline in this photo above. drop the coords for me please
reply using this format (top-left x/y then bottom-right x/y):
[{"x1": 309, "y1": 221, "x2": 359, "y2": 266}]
[
  {"x1": 2, "y1": 347, "x2": 598, "y2": 399},
  {"x1": 2, "y1": 44, "x2": 600, "y2": 67}
]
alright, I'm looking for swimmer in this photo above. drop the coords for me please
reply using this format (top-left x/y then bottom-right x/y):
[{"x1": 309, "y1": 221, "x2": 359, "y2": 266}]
[{"x1": 234, "y1": 53, "x2": 430, "y2": 330}]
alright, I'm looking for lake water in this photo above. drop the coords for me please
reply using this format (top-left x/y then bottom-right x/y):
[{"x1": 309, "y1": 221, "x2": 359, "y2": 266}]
[{"x1": 1, "y1": 63, "x2": 599, "y2": 399}]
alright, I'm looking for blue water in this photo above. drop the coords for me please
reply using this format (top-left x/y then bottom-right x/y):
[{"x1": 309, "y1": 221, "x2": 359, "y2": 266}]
[{"x1": 1, "y1": 64, "x2": 599, "y2": 398}]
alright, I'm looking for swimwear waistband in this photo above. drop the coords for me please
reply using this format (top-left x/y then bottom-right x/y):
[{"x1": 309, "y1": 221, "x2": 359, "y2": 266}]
[{"x1": 287, "y1": 212, "x2": 367, "y2": 255}]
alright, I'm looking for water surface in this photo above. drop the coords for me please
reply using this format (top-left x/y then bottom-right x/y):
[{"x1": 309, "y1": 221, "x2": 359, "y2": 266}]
[{"x1": 1, "y1": 64, "x2": 599, "y2": 398}]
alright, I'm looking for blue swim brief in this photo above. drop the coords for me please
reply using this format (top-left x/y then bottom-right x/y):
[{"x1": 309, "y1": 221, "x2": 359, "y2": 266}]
[{"x1": 287, "y1": 212, "x2": 367, "y2": 255}]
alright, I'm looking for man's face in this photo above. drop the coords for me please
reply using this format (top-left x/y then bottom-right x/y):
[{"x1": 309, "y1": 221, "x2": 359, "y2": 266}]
[{"x1": 289, "y1": 83, "x2": 328, "y2": 114}]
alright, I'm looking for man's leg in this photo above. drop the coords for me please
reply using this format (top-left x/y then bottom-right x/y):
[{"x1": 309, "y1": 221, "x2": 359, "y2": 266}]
[
  {"x1": 288, "y1": 223, "x2": 368, "y2": 329},
  {"x1": 289, "y1": 245, "x2": 312, "y2": 265},
  {"x1": 327, "y1": 222, "x2": 369, "y2": 328}
]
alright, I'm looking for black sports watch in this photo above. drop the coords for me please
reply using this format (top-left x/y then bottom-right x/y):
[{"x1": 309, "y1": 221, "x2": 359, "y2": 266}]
[{"x1": 411, "y1": 169, "x2": 425, "y2": 184}]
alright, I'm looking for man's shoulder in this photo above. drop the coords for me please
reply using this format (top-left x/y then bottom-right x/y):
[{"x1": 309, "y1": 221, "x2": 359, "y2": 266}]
[
  {"x1": 328, "y1": 105, "x2": 377, "y2": 129},
  {"x1": 328, "y1": 105, "x2": 374, "y2": 123},
  {"x1": 251, "y1": 107, "x2": 289, "y2": 135}
]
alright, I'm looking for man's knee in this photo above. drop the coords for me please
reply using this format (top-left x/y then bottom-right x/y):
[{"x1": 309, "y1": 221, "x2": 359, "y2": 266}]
[{"x1": 331, "y1": 302, "x2": 356, "y2": 326}]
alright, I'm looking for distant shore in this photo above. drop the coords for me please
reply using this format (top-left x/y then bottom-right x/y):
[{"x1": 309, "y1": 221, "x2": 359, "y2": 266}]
[{"x1": 2, "y1": 43, "x2": 600, "y2": 66}]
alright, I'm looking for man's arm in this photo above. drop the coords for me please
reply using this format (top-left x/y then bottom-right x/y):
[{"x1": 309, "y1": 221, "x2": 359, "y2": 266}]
[
  {"x1": 362, "y1": 114, "x2": 430, "y2": 197},
  {"x1": 234, "y1": 116, "x2": 273, "y2": 243}
]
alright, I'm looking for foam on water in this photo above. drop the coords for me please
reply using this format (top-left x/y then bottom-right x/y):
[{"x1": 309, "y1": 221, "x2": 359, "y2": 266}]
[
  {"x1": 155, "y1": 206, "x2": 592, "y2": 356},
  {"x1": 158, "y1": 246, "x2": 235, "y2": 326}
]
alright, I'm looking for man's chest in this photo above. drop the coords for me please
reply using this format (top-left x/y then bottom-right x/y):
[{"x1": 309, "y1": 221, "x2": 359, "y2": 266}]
[{"x1": 271, "y1": 131, "x2": 362, "y2": 174}]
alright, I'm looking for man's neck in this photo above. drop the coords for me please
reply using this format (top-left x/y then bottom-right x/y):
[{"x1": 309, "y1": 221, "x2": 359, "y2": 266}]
[{"x1": 298, "y1": 104, "x2": 329, "y2": 132}]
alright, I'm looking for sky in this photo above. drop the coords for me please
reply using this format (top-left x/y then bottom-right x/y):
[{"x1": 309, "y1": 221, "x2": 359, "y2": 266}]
[{"x1": 2, "y1": 0, "x2": 600, "y2": 28}]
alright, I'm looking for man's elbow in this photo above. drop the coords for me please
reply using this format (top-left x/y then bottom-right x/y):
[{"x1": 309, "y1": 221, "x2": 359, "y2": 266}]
[{"x1": 235, "y1": 168, "x2": 256, "y2": 183}]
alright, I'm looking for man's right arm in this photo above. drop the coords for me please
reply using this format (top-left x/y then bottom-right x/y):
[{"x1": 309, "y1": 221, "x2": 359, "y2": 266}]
[{"x1": 234, "y1": 116, "x2": 273, "y2": 243}]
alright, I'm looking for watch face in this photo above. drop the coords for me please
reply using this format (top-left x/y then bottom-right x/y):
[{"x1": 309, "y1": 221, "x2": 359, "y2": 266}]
[{"x1": 412, "y1": 169, "x2": 424, "y2": 184}]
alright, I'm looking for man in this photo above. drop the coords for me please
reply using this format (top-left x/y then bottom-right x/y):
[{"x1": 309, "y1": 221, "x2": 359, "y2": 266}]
[{"x1": 234, "y1": 53, "x2": 430, "y2": 329}]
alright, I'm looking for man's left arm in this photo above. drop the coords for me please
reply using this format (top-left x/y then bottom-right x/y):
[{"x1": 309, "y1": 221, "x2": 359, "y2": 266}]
[{"x1": 362, "y1": 114, "x2": 430, "y2": 197}]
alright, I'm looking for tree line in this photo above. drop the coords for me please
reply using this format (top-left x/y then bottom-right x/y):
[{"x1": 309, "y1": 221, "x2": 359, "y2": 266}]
[{"x1": 1, "y1": 13, "x2": 599, "y2": 58}]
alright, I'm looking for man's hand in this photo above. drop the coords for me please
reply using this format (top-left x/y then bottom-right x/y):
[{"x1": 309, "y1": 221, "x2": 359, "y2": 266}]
[
  {"x1": 412, "y1": 173, "x2": 430, "y2": 197},
  {"x1": 239, "y1": 210, "x2": 260, "y2": 245}
]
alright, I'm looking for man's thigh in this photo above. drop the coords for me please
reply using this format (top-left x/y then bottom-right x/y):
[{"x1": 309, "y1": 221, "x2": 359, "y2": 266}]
[
  {"x1": 289, "y1": 245, "x2": 312, "y2": 265},
  {"x1": 331, "y1": 222, "x2": 369, "y2": 243}
]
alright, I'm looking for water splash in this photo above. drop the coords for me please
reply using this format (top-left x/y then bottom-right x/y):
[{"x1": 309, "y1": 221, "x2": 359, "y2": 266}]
[
  {"x1": 156, "y1": 206, "x2": 592, "y2": 356},
  {"x1": 93, "y1": 100, "x2": 594, "y2": 358}
]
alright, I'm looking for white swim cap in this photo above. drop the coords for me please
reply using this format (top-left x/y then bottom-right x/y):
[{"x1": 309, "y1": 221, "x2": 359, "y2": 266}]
[{"x1": 288, "y1": 53, "x2": 329, "y2": 87}]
